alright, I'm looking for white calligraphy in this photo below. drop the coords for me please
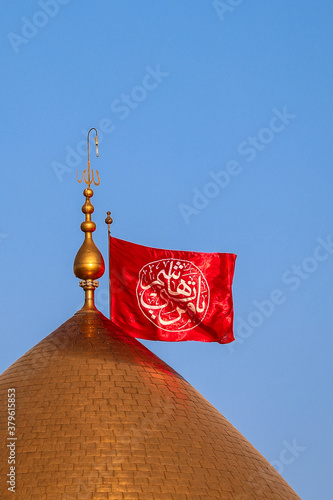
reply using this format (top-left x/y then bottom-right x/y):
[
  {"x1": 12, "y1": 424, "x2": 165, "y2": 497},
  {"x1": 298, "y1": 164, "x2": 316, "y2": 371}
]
[{"x1": 136, "y1": 259, "x2": 210, "y2": 332}]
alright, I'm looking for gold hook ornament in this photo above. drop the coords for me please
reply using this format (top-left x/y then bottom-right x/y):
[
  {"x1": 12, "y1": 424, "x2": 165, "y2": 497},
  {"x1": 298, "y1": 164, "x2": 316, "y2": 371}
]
[{"x1": 77, "y1": 128, "x2": 100, "y2": 188}]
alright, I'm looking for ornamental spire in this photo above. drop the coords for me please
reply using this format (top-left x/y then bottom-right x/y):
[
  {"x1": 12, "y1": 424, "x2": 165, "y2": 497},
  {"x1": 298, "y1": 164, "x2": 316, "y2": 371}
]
[{"x1": 73, "y1": 128, "x2": 105, "y2": 311}]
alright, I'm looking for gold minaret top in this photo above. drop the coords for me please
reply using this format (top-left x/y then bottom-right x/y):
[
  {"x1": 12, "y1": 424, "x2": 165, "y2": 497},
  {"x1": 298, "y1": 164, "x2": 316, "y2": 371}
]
[{"x1": 73, "y1": 127, "x2": 105, "y2": 310}]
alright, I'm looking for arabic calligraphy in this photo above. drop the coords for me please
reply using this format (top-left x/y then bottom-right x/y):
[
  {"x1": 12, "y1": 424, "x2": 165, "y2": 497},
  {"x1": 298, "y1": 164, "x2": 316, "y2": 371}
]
[{"x1": 136, "y1": 259, "x2": 210, "y2": 332}]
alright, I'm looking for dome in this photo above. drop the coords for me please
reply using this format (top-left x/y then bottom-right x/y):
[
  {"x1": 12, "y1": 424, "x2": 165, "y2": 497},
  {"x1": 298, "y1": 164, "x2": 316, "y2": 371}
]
[{"x1": 0, "y1": 307, "x2": 300, "y2": 499}]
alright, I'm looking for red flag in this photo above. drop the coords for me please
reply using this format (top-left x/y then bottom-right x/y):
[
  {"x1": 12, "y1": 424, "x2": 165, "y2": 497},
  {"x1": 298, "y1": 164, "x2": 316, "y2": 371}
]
[{"x1": 110, "y1": 236, "x2": 236, "y2": 344}]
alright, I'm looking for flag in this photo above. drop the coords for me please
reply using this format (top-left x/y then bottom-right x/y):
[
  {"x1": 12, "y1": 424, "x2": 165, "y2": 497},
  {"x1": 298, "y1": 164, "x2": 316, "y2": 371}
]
[{"x1": 109, "y1": 236, "x2": 236, "y2": 344}]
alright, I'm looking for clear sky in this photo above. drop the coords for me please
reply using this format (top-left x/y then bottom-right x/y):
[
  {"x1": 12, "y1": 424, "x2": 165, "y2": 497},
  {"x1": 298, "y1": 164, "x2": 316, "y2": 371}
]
[{"x1": 1, "y1": 2, "x2": 332, "y2": 498}]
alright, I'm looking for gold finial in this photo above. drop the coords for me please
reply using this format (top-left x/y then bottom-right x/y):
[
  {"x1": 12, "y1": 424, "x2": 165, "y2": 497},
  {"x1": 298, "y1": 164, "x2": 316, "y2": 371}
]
[
  {"x1": 105, "y1": 210, "x2": 113, "y2": 235},
  {"x1": 77, "y1": 127, "x2": 100, "y2": 188},
  {"x1": 74, "y1": 128, "x2": 105, "y2": 311}
]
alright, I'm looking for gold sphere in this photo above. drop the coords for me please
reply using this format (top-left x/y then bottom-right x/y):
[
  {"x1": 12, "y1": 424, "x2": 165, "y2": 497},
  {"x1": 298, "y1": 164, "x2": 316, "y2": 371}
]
[
  {"x1": 83, "y1": 188, "x2": 94, "y2": 198},
  {"x1": 81, "y1": 220, "x2": 96, "y2": 232}
]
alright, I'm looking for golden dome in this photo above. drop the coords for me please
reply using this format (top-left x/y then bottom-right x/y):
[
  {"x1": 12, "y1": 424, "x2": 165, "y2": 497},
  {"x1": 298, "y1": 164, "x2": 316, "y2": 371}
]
[{"x1": 0, "y1": 307, "x2": 300, "y2": 499}]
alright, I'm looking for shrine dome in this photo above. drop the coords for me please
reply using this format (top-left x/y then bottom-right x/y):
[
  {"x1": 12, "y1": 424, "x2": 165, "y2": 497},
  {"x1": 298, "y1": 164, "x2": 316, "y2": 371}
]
[{"x1": 0, "y1": 307, "x2": 301, "y2": 499}]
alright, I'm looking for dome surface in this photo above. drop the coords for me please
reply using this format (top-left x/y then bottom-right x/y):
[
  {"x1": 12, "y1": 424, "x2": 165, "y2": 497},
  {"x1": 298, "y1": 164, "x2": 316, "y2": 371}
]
[{"x1": 0, "y1": 308, "x2": 300, "y2": 499}]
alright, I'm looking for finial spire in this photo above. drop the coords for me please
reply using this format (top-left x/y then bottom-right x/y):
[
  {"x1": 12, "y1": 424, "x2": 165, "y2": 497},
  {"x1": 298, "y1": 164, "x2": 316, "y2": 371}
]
[{"x1": 74, "y1": 128, "x2": 105, "y2": 311}]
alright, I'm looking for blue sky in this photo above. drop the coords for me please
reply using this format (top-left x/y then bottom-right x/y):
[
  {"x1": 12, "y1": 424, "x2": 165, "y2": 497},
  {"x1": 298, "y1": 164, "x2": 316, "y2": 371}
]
[{"x1": 1, "y1": 1, "x2": 333, "y2": 498}]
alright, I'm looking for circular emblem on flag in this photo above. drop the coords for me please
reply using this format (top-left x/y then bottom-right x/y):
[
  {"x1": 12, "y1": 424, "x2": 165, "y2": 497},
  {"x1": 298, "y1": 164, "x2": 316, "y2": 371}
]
[{"x1": 136, "y1": 259, "x2": 210, "y2": 333}]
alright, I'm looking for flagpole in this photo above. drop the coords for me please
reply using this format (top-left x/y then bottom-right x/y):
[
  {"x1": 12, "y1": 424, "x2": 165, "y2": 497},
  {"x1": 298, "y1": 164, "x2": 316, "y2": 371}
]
[{"x1": 105, "y1": 211, "x2": 113, "y2": 319}]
